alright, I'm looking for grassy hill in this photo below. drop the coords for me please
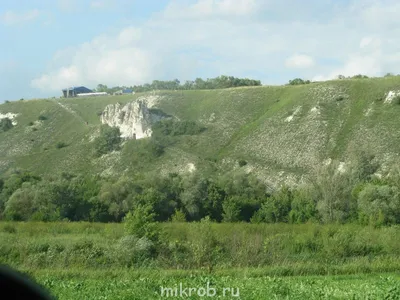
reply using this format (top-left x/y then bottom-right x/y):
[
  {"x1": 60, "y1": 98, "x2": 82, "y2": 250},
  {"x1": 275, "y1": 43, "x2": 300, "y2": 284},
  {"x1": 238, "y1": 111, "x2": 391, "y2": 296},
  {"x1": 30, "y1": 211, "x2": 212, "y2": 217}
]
[{"x1": 1, "y1": 76, "x2": 400, "y2": 185}]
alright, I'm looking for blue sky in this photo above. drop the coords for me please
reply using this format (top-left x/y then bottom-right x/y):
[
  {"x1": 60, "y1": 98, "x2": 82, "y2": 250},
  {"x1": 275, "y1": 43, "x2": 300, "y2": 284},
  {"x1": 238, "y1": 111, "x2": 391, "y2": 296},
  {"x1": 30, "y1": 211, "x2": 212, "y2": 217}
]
[{"x1": 1, "y1": 0, "x2": 400, "y2": 101}]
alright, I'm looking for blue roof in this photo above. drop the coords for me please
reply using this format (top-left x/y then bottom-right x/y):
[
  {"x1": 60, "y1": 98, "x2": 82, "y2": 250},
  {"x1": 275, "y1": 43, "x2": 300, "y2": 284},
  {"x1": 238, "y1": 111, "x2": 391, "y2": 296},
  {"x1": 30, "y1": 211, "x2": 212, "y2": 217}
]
[
  {"x1": 62, "y1": 86, "x2": 93, "y2": 93},
  {"x1": 122, "y1": 89, "x2": 133, "y2": 93}
]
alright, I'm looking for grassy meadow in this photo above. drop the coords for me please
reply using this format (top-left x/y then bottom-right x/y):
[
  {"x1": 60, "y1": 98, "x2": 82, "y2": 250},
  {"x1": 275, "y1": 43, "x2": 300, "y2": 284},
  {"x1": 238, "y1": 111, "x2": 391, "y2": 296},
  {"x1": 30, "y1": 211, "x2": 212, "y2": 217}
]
[{"x1": 1, "y1": 221, "x2": 400, "y2": 299}]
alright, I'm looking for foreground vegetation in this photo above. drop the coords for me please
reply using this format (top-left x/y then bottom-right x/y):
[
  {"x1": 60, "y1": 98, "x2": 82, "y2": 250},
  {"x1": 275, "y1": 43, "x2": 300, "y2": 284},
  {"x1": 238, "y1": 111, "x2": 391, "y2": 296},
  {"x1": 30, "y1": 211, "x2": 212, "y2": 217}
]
[
  {"x1": 1, "y1": 222, "x2": 400, "y2": 299},
  {"x1": 28, "y1": 271, "x2": 400, "y2": 299}
]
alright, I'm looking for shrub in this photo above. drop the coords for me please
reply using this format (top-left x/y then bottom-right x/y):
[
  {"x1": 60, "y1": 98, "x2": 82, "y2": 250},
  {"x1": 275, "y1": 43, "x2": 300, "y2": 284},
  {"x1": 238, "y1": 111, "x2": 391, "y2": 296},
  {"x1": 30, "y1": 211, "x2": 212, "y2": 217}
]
[
  {"x1": 124, "y1": 204, "x2": 161, "y2": 241},
  {"x1": 96, "y1": 111, "x2": 103, "y2": 116},
  {"x1": 352, "y1": 74, "x2": 369, "y2": 79},
  {"x1": 152, "y1": 119, "x2": 205, "y2": 137},
  {"x1": 19, "y1": 98, "x2": 24, "y2": 101},
  {"x1": 5, "y1": 100, "x2": 10, "y2": 103},
  {"x1": 28, "y1": 121, "x2": 34, "y2": 126},
  {"x1": 32, "y1": 127, "x2": 38, "y2": 131},
  {"x1": 238, "y1": 159, "x2": 247, "y2": 167},
  {"x1": 171, "y1": 209, "x2": 186, "y2": 222},
  {"x1": 335, "y1": 95, "x2": 345, "y2": 101},
  {"x1": 38, "y1": 115, "x2": 47, "y2": 121},
  {"x1": 288, "y1": 78, "x2": 311, "y2": 85},
  {"x1": 0, "y1": 118, "x2": 13, "y2": 132},
  {"x1": 93, "y1": 125, "x2": 122, "y2": 156},
  {"x1": 55, "y1": 142, "x2": 67, "y2": 149},
  {"x1": 393, "y1": 95, "x2": 400, "y2": 105}
]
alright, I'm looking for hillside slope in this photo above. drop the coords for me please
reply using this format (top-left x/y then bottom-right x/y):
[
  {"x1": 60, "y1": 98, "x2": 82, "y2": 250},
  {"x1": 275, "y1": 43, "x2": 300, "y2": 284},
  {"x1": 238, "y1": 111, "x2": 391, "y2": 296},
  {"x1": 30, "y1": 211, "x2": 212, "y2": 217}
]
[{"x1": 1, "y1": 77, "x2": 400, "y2": 185}]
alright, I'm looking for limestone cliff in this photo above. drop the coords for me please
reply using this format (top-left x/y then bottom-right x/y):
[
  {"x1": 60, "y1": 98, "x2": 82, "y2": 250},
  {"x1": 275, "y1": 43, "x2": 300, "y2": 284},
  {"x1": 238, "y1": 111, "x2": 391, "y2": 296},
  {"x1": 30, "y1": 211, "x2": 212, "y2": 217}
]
[{"x1": 100, "y1": 96, "x2": 162, "y2": 139}]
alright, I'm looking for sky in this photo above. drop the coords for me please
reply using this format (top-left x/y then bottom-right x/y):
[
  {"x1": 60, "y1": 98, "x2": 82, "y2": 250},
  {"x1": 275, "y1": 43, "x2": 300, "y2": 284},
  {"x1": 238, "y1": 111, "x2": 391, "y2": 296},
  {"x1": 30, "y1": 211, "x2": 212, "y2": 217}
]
[{"x1": 1, "y1": 0, "x2": 400, "y2": 101}]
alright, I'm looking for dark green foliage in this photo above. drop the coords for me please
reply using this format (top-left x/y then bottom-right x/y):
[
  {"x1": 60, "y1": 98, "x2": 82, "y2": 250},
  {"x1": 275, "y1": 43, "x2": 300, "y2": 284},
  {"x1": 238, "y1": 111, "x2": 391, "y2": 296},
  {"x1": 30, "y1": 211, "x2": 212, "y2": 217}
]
[
  {"x1": 148, "y1": 108, "x2": 172, "y2": 118},
  {"x1": 93, "y1": 125, "x2": 122, "y2": 156},
  {"x1": 352, "y1": 74, "x2": 369, "y2": 79},
  {"x1": 393, "y1": 95, "x2": 400, "y2": 105},
  {"x1": 124, "y1": 204, "x2": 160, "y2": 242},
  {"x1": 0, "y1": 118, "x2": 13, "y2": 132},
  {"x1": 152, "y1": 119, "x2": 205, "y2": 137},
  {"x1": 335, "y1": 95, "x2": 345, "y2": 101},
  {"x1": 38, "y1": 115, "x2": 47, "y2": 121},
  {"x1": 238, "y1": 159, "x2": 247, "y2": 167},
  {"x1": 55, "y1": 142, "x2": 67, "y2": 149},
  {"x1": 252, "y1": 186, "x2": 292, "y2": 223},
  {"x1": 28, "y1": 121, "x2": 34, "y2": 126},
  {"x1": 95, "y1": 76, "x2": 261, "y2": 94},
  {"x1": 288, "y1": 78, "x2": 311, "y2": 85},
  {"x1": 5, "y1": 100, "x2": 10, "y2": 103}
]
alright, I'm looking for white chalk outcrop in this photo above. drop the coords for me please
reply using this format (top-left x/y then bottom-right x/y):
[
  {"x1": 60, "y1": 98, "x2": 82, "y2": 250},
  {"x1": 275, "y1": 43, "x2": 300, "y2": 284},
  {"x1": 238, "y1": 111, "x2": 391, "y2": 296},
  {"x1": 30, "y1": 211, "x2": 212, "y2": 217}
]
[
  {"x1": 384, "y1": 91, "x2": 400, "y2": 104},
  {"x1": 0, "y1": 112, "x2": 19, "y2": 125},
  {"x1": 100, "y1": 97, "x2": 163, "y2": 139}
]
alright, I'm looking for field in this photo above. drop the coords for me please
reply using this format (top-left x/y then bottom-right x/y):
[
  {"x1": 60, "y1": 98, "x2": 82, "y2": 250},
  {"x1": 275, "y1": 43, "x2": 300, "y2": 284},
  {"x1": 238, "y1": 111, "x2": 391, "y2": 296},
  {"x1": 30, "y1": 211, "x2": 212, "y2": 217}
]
[{"x1": 1, "y1": 222, "x2": 400, "y2": 299}]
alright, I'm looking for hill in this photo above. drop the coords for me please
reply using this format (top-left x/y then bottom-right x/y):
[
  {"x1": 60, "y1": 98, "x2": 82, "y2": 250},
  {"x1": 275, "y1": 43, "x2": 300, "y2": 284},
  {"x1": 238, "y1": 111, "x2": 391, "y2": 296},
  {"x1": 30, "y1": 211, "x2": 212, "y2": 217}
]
[{"x1": 1, "y1": 76, "x2": 400, "y2": 186}]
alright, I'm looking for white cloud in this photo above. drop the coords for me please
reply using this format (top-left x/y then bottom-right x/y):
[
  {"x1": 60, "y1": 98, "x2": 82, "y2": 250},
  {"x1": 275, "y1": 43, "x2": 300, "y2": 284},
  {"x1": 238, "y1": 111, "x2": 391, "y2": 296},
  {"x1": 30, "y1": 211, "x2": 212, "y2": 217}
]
[
  {"x1": 31, "y1": 26, "x2": 157, "y2": 91},
  {"x1": 31, "y1": 0, "x2": 400, "y2": 92},
  {"x1": 285, "y1": 54, "x2": 315, "y2": 69},
  {"x1": 0, "y1": 9, "x2": 40, "y2": 26}
]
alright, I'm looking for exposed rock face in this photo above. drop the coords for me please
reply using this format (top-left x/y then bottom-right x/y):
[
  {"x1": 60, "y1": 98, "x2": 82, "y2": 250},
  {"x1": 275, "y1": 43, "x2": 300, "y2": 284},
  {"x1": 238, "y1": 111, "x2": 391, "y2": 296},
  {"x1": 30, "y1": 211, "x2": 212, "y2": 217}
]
[
  {"x1": 101, "y1": 97, "x2": 162, "y2": 139},
  {"x1": 0, "y1": 112, "x2": 19, "y2": 125}
]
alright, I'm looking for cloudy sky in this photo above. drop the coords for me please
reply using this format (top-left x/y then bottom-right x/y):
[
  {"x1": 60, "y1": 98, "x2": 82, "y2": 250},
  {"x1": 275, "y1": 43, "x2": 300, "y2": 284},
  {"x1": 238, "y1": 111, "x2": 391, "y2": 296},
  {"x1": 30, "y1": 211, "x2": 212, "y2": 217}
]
[{"x1": 1, "y1": 0, "x2": 400, "y2": 101}]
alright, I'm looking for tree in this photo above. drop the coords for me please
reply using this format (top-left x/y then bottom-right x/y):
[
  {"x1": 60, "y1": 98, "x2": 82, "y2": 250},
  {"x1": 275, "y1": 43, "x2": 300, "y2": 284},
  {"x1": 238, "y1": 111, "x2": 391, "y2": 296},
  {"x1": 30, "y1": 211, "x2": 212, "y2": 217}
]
[
  {"x1": 124, "y1": 204, "x2": 160, "y2": 241},
  {"x1": 4, "y1": 182, "x2": 36, "y2": 221},
  {"x1": 0, "y1": 118, "x2": 13, "y2": 132},
  {"x1": 288, "y1": 78, "x2": 310, "y2": 85},
  {"x1": 357, "y1": 184, "x2": 400, "y2": 225},
  {"x1": 96, "y1": 84, "x2": 108, "y2": 92},
  {"x1": 311, "y1": 161, "x2": 355, "y2": 223},
  {"x1": 94, "y1": 125, "x2": 122, "y2": 156},
  {"x1": 251, "y1": 185, "x2": 292, "y2": 223}
]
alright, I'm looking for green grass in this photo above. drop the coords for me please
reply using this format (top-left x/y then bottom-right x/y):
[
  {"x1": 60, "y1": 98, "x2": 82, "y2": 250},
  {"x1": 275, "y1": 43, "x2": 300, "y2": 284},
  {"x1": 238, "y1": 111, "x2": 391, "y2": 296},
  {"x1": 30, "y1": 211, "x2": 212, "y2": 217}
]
[
  {"x1": 25, "y1": 271, "x2": 400, "y2": 300},
  {"x1": 2, "y1": 77, "x2": 400, "y2": 182},
  {"x1": 1, "y1": 222, "x2": 400, "y2": 299}
]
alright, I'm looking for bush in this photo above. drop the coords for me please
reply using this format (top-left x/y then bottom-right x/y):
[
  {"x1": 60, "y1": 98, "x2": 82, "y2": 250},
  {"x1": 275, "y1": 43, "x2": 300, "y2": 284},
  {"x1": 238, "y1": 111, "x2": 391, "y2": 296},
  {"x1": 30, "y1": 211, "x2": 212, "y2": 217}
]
[
  {"x1": 93, "y1": 125, "x2": 122, "y2": 156},
  {"x1": 28, "y1": 121, "x2": 34, "y2": 126},
  {"x1": 152, "y1": 119, "x2": 205, "y2": 137},
  {"x1": 124, "y1": 204, "x2": 161, "y2": 241},
  {"x1": 55, "y1": 142, "x2": 67, "y2": 149},
  {"x1": 393, "y1": 95, "x2": 400, "y2": 105},
  {"x1": 335, "y1": 95, "x2": 345, "y2": 101},
  {"x1": 238, "y1": 159, "x2": 247, "y2": 167},
  {"x1": 288, "y1": 78, "x2": 311, "y2": 85},
  {"x1": 38, "y1": 115, "x2": 47, "y2": 121},
  {"x1": 171, "y1": 209, "x2": 186, "y2": 222},
  {"x1": 0, "y1": 118, "x2": 13, "y2": 132}
]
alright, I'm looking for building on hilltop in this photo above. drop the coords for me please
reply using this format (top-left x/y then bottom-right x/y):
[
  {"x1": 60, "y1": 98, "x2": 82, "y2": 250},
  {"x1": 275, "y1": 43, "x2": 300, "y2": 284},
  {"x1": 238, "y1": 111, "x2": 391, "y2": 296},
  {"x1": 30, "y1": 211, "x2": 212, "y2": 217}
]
[
  {"x1": 62, "y1": 86, "x2": 93, "y2": 98},
  {"x1": 113, "y1": 89, "x2": 135, "y2": 95}
]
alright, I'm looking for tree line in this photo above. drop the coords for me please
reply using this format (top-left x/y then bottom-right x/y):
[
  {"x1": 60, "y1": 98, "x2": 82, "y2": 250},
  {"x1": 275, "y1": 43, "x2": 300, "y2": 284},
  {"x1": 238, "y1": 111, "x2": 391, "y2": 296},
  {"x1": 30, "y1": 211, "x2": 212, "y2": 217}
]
[
  {"x1": 1, "y1": 148, "x2": 400, "y2": 226},
  {"x1": 93, "y1": 75, "x2": 262, "y2": 94}
]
